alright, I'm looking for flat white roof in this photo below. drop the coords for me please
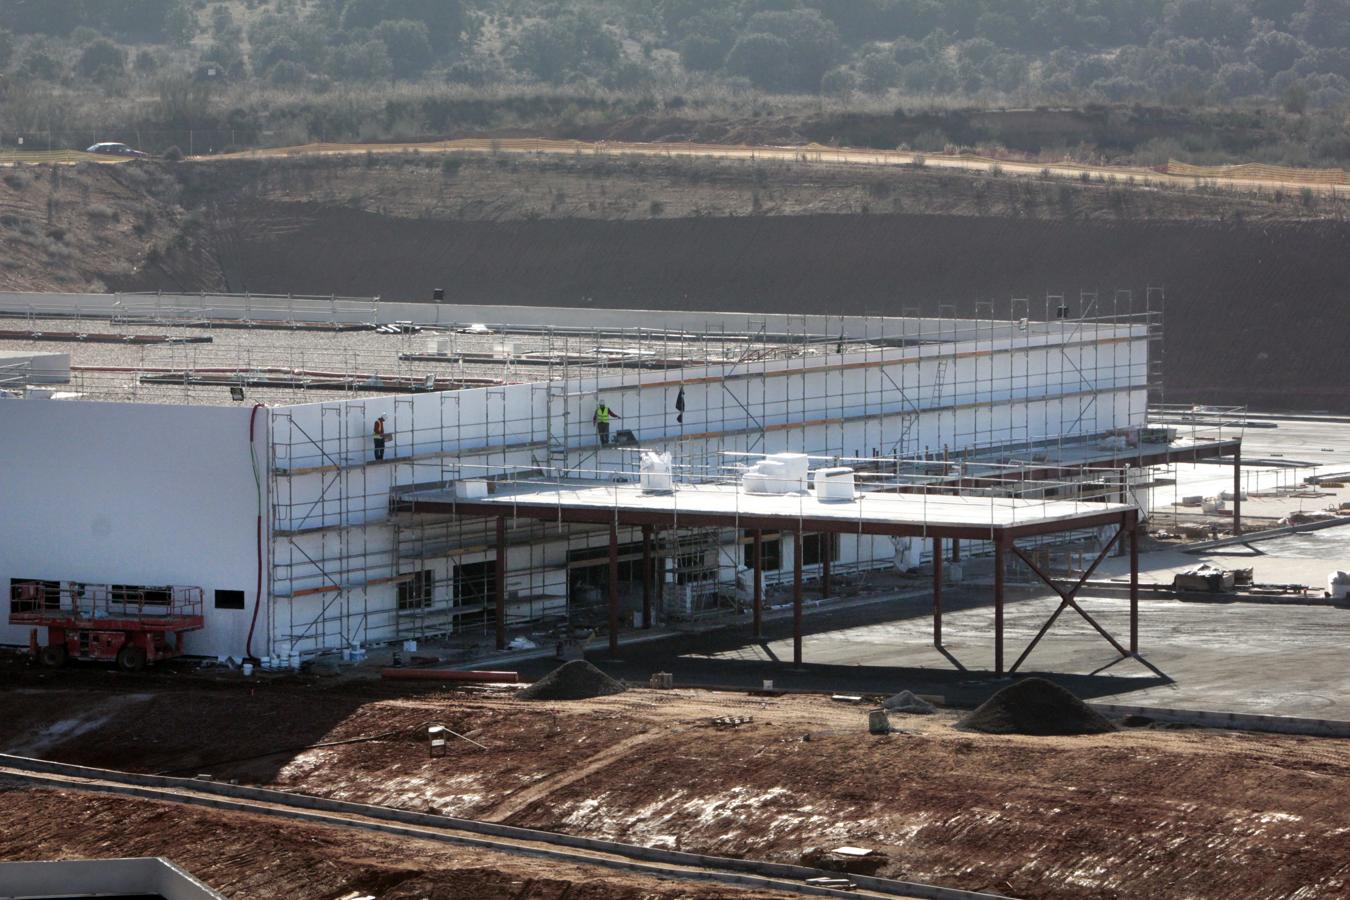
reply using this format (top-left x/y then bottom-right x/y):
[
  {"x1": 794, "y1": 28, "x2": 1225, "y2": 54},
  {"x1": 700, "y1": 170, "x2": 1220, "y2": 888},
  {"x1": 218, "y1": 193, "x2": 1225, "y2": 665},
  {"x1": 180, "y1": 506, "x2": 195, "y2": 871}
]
[{"x1": 411, "y1": 481, "x2": 1134, "y2": 535}]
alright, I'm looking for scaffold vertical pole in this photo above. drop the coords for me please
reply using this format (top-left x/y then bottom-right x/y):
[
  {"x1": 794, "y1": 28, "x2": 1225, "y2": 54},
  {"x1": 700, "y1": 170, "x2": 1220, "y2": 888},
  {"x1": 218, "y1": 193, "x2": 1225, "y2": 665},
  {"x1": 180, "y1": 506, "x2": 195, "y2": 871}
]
[
  {"x1": 752, "y1": 529, "x2": 763, "y2": 639},
  {"x1": 608, "y1": 522, "x2": 620, "y2": 657},
  {"x1": 793, "y1": 530, "x2": 803, "y2": 667},
  {"x1": 641, "y1": 524, "x2": 653, "y2": 630},
  {"x1": 1233, "y1": 444, "x2": 1242, "y2": 536},
  {"x1": 1129, "y1": 512, "x2": 1139, "y2": 654},
  {"x1": 994, "y1": 534, "x2": 1006, "y2": 676},
  {"x1": 495, "y1": 517, "x2": 507, "y2": 651},
  {"x1": 932, "y1": 536, "x2": 943, "y2": 647}
]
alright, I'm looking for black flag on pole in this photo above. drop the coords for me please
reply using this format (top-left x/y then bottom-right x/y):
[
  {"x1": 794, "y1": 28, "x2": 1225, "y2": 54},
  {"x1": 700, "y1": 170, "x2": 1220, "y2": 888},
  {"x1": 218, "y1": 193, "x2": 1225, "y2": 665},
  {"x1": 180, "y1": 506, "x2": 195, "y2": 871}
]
[{"x1": 675, "y1": 386, "x2": 685, "y2": 424}]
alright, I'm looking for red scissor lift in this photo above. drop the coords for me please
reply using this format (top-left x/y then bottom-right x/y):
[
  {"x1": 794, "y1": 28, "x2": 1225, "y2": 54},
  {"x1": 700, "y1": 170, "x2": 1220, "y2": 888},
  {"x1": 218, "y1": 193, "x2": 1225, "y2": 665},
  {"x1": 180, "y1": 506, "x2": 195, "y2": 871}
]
[{"x1": 9, "y1": 581, "x2": 205, "y2": 672}]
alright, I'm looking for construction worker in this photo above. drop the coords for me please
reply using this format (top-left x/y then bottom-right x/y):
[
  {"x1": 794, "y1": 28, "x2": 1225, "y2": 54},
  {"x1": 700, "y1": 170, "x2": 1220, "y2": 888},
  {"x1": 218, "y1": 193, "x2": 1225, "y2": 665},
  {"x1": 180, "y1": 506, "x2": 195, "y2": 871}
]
[
  {"x1": 593, "y1": 399, "x2": 620, "y2": 446},
  {"x1": 373, "y1": 415, "x2": 387, "y2": 460}
]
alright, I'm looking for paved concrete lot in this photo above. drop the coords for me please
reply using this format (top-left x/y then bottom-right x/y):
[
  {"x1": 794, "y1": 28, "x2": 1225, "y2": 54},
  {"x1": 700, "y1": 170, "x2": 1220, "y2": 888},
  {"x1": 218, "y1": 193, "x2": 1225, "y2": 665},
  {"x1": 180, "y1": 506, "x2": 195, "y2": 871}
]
[{"x1": 543, "y1": 587, "x2": 1350, "y2": 718}]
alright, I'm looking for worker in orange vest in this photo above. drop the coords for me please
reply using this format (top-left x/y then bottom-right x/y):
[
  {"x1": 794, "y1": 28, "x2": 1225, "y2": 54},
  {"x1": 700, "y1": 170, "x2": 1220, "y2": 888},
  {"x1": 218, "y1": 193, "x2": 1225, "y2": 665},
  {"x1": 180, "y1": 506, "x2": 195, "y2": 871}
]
[{"x1": 373, "y1": 415, "x2": 387, "y2": 460}]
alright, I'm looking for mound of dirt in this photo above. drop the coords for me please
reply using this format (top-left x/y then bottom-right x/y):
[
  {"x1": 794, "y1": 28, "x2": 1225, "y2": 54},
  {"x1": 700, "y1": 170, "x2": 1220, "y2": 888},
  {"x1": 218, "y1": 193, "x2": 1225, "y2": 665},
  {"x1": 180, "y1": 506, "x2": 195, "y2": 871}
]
[
  {"x1": 959, "y1": 678, "x2": 1116, "y2": 736},
  {"x1": 883, "y1": 690, "x2": 936, "y2": 714},
  {"x1": 519, "y1": 660, "x2": 626, "y2": 701}
]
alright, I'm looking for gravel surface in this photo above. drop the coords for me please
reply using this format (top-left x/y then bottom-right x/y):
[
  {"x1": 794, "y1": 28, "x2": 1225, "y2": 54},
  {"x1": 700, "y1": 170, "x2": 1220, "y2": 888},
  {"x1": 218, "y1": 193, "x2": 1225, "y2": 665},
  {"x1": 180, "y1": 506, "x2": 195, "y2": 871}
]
[
  {"x1": 519, "y1": 659, "x2": 627, "y2": 700},
  {"x1": 959, "y1": 677, "x2": 1118, "y2": 735}
]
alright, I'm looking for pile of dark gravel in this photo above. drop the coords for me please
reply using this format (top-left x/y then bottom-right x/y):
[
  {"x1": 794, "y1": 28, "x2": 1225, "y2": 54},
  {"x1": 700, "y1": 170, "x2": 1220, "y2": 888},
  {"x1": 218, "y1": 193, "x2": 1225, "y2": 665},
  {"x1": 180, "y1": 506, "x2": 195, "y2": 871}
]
[
  {"x1": 959, "y1": 677, "x2": 1117, "y2": 736},
  {"x1": 519, "y1": 660, "x2": 627, "y2": 701}
]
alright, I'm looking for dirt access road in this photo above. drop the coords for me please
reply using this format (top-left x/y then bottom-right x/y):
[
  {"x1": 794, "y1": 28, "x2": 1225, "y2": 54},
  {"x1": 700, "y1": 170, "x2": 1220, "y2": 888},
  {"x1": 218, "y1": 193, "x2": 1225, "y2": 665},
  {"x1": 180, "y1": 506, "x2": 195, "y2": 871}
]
[
  {"x1": 0, "y1": 672, "x2": 1346, "y2": 899},
  {"x1": 6, "y1": 136, "x2": 1345, "y2": 196},
  {"x1": 215, "y1": 137, "x2": 1350, "y2": 196}
]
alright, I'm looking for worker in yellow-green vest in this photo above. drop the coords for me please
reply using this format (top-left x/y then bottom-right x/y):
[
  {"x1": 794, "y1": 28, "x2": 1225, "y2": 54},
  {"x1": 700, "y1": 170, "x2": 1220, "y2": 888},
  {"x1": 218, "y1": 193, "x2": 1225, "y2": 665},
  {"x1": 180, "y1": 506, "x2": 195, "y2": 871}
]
[{"x1": 593, "y1": 400, "x2": 621, "y2": 446}]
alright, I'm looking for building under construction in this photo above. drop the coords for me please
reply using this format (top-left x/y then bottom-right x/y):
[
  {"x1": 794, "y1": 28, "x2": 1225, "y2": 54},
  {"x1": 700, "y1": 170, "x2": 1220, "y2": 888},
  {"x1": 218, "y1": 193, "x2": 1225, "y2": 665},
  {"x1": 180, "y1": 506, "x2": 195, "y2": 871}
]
[{"x1": 0, "y1": 290, "x2": 1244, "y2": 669}]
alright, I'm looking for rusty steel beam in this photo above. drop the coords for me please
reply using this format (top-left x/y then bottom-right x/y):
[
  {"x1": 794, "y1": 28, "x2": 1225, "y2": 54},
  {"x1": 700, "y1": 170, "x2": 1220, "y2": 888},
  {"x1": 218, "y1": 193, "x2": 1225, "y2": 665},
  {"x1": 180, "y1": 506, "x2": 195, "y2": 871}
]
[
  {"x1": 608, "y1": 523, "x2": 620, "y2": 657},
  {"x1": 495, "y1": 516, "x2": 507, "y2": 651},
  {"x1": 994, "y1": 536, "x2": 1005, "y2": 676},
  {"x1": 752, "y1": 529, "x2": 763, "y2": 640},
  {"x1": 1007, "y1": 524, "x2": 1132, "y2": 673},
  {"x1": 793, "y1": 530, "x2": 803, "y2": 667},
  {"x1": 1129, "y1": 516, "x2": 1139, "y2": 653},
  {"x1": 821, "y1": 532, "x2": 832, "y2": 598},
  {"x1": 641, "y1": 524, "x2": 653, "y2": 630},
  {"x1": 932, "y1": 535, "x2": 943, "y2": 648}
]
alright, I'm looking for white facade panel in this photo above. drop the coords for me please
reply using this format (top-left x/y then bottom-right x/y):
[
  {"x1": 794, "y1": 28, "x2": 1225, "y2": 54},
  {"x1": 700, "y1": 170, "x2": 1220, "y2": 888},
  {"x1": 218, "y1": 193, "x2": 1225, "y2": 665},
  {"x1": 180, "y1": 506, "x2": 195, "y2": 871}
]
[{"x1": 0, "y1": 399, "x2": 265, "y2": 658}]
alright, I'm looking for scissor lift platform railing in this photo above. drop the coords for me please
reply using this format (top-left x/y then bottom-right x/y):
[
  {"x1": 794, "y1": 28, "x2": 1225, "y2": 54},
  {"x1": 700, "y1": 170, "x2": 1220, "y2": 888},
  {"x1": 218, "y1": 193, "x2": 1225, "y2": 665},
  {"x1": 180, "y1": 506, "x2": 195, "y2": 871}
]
[{"x1": 9, "y1": 582, "x2": 205, "y2": 671}]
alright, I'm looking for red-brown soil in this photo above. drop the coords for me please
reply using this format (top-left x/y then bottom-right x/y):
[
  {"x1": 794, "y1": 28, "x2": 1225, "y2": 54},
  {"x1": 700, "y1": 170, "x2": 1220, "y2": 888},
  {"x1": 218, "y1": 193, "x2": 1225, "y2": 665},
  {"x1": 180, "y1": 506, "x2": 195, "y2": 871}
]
[
  {"x1": 0, "y1": 786, "x2": 778, "y2": 899},
  {"x1": 2, "y1": 676, "x2": 1347, "y2": 899}
]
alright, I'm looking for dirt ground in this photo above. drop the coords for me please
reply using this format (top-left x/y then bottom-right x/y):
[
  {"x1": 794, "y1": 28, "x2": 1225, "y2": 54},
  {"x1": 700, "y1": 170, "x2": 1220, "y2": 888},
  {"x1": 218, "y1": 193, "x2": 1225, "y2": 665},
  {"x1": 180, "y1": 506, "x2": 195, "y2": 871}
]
[
  {"x1": 1, "y1": 670, "x2": 1347, "y2": 899},
  {"x1": 0, "y1": 786, "x2": 782, "y2": 900}
]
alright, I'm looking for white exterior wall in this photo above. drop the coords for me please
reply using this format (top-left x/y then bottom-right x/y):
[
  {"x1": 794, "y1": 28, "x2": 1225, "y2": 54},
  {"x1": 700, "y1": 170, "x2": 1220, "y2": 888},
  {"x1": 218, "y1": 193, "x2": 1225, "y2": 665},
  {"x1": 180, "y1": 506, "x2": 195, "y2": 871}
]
[
  {"x1": 0, "y1": 399, "x2": 265, "y2": 658},
  {"x1": 268, "y1": 321, "x2": 1148, "y2": 654}
]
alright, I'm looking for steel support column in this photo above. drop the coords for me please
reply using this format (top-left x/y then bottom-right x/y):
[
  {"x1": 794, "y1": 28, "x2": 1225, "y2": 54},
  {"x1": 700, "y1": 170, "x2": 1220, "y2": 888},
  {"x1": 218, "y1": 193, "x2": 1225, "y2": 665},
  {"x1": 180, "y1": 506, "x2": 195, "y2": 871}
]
[
  {"x1": 793, "y1": 530, "x2": 803, "y2": 667},
  {"x1": 932, "y1": 535, "x2": 943, "y2": 647},
  {"x1": 1233, "y1": 445, "x2": 1242, "y2": 536},
  {"x1": 1129, "y1": 515, "x2": 1139, "y2": 653},
  {"x1": 994, "y1": 534, "x2": 1005, "y2": 676},
  {"x1": 820, "y1": 533, "x2": 832, "y2": 598},
  {"x1": 752, "y1": 529, "x2": 763, "y2": 639},
  {"x1": 641, "y1": 524, "x2": 653, "y2": 630},
  {"x1": 608, "y1": 522, "x2": 620, "y2": 657},
  {"x1": 494, "y1": 516, "x2": 507, "y2": 651}
]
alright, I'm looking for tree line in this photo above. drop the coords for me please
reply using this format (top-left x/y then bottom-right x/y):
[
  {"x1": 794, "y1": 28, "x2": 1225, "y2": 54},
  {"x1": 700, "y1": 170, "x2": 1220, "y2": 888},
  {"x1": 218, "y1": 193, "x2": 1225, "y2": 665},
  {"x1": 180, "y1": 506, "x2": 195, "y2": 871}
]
[{"x1": 1, "y1": 0, "x2": 1348, "y2": 154}]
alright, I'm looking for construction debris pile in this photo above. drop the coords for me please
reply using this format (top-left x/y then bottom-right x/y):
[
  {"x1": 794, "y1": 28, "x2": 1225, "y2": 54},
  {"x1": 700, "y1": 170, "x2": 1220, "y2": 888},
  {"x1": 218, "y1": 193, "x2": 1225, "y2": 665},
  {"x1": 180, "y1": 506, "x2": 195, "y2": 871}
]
[
  {"x1": 959, "y1": 677, "x2": 1117, "y2": 736},
  {"x1": 883, "y1": 690, "x2": 937, "y2": 714},
  {"x1": 518, "y1": 660, "x2": 627, "y2": 701}
]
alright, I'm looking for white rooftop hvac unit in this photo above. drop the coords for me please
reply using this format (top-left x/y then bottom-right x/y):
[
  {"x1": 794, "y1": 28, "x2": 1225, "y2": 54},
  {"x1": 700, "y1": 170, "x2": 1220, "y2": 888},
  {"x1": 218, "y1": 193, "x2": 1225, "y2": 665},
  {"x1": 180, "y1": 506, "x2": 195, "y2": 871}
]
[
  {"x1": 812, "y1": 466, "x2": 857, "y2": 502},
  {"x1": 639, "y1": 451, "x2": 674, "y2": 493},
  {"x1": 741, "y1": 452, "x2": 809, "y2": 495}
]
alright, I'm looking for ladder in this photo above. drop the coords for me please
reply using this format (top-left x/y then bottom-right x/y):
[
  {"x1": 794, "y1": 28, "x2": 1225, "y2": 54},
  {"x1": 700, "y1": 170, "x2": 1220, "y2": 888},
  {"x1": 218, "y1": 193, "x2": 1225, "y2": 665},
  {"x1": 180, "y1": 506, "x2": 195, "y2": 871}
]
[
  {"x1": 546, "y1": 381, "x2": 569, "y2": 474},
  {"x1": 892, "y1": 412, "x2": 918, "y2": 459},
  {"x1": 930, "y1": 358, "x2": 948, "y2": 406}
]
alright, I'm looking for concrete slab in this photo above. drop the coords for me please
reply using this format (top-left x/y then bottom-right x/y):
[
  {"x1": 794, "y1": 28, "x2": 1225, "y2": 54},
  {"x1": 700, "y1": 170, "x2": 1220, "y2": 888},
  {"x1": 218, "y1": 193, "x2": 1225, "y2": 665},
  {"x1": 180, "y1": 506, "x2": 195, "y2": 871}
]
[
  {"x1": 518, "y1": 584, "x2": 1350, "y2": 721},
  {"x1": 1095, "y1": 523, "x2": 1350, "y2": 588}
]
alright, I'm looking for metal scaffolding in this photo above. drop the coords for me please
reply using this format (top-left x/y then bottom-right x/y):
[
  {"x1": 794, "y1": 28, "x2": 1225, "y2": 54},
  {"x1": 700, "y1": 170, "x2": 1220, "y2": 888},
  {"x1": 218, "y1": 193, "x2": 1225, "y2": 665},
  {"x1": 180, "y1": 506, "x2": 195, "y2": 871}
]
[{"x1": 0, "y1": 289, "x2": 1251, "y2": 660}]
